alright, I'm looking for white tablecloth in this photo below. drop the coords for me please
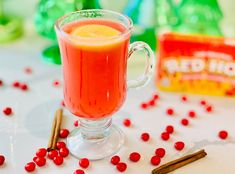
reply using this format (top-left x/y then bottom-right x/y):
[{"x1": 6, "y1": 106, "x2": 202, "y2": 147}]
[{"x1": 0, "y1": 25, "x2": 235, "y2": 174}]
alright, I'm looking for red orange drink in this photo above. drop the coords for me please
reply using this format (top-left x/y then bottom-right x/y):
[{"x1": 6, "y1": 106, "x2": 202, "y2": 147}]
[{"x1": 58, "y1": 19, "x2": 130, "y2": 119}]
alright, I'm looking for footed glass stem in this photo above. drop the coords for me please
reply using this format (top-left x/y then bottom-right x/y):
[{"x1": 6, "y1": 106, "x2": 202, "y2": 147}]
[{"x1": 67, "y1": 118, "x2": 124, "y2": 160}]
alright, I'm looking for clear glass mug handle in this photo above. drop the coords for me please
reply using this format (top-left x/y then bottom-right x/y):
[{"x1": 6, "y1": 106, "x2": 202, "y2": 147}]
[{"x1": 127, "y1": 41, "x2": 155, "y2": 89}]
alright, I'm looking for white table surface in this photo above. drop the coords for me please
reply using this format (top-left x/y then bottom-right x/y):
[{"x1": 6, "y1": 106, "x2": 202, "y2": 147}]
[{"x1": 1, "y1": 25, "x2": 235, "y2": 174}]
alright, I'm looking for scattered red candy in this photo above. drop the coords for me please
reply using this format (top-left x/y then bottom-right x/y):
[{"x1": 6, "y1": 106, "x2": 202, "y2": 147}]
[
  {"x1": 161, "y1": 132, "x2": 170, "y2": 141},
  {"x1": 3, "y1": 107, "x2": 12, "y2": 116},
  {"x1": 200, "y1": 100, "x2": 207, "y2": 105},
  {"x1": 181, "y1": 95, "x2": 187, "y2": 102},
  {"x1": 129, "y1": 152, "x2": 141, "y2": 162},
  {"x1": 148, "y1": 99, "x2": 156, "y2": 106},
  {"x1": 24, "y1": 67, "x2": 33, "y2": 74},
  {"x1": 59, "y1": 129, "x2": 70, "y2": 138},
  {"x1": 165, "y1": 125, "x2": 174, "y2": 134},
  {"x1": 205, "y1": 105, "x2": 213, "y2": 112},
  {"x1": 141, "y1": 103, "x2": 148, "y2": 109},
  {"x1": 111, "y1": 155, "x2": 120, "y2": 165},
  {"x1": 36, "y1": 148, "x2": 47, "y2": 158},
  {"x1": 218, "y1": 130, "x2": 228, "y2": 139},
  {"x1": 0, "y1": 155, "x2": 5, "y2": 166},
  {"x1": 59, "y1": 147, "x2": 69, "y2": 157},
  {"x1": 56, "y1": 142, "x2": 66, "y2": 149},
  {"x1": 188, "y1": 110, "x2": 196, "y2": 118},
  {"x1": 181, "y1": 118, "x2": 189, "y2": 126},
  {"x1": 53, "y1": 156, "x2": 64, "y2": 165},
  {"x1": 174, "y1": 141, "x2": 185, "y2": 151},
  {"x1": 34, "y1": 157, "x2": 46, "y2": 167},
  {"x1": 155, "y1": 148, "x2": 166, "y2": 158},
  {"x1": 61, "y1": 100, "x2": 65, "y2": 107},
  {"x1": 25, "y1": 162, "x2": 36, "y2": 172},
  {"x1": 53, "y1": 80, "x2": 60, "y2": 87},
  {"x1": 123, "y1": 119, "x2": 131, "y2": 127},
  {"x1": 12, "y1": 81, "x2": 20, "y2": 88},
  {"x1": 153, "y1": 94, "x2": 159, "y2": 100},
  {"x1": 47, "y1": 150, "x2": 58, "y2": 160},
  {"x1": 166, "y1": 108, "x2": 174, "y2": 115},
  {"x1": 74, "y1": 120, "x2": 79, "y2": 127},
  {"x1": 20, "y1": 83, "x2": 28, "y2": 91},
  {"x1": 116, "y1": 162, "x2": 127, "y2": 172},
  {"x1": 150, "y1": 156, "x2": 161, "y2": 166},
  {"x1": 79, "y1": 158, "x2": 90, "y2": 168},
  {"x1": 74, "y1": 169, "x2": 85, "y2": 174},
  {"x1": 141, "y1": 132, "x2": 150, "y2": 142}
]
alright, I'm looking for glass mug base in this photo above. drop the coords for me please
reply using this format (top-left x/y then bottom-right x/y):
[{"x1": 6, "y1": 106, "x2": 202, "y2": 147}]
[{"x1": 67, "y1": 118, "x2": 124, "y2": 160}]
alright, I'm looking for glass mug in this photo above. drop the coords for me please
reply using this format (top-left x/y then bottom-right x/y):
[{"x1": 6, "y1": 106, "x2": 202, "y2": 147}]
[{"x1": 55, "y1": 9, "x2": 154, "y2": 160}]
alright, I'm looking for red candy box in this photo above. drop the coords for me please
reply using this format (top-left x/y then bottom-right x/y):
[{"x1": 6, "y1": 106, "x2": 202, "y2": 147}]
[{"x1": 157, "y1": 32, "x2": 235, "y2": 96}]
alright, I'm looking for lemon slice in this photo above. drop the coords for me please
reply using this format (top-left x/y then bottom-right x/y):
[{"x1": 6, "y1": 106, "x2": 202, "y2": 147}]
[{"x1": 71, "y1": 24, "x2": 121, "y2": 38}]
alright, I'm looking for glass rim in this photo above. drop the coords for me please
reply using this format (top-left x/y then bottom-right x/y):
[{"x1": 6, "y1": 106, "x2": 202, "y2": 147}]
[{"x1": 55, "y1": 9, "x2": 133, "y2": 41}]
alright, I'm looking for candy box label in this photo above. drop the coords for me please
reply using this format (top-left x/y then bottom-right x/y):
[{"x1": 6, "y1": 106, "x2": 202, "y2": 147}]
[{"x1": 156, "y1": 32, "x2": 235, "y2": 96}]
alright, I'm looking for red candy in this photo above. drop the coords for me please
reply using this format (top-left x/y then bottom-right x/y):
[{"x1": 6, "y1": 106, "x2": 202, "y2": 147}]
[
  {"x1": 111, "y1": 155, "x2": 120, "y2": 165},
  {"x1": 12, "y1": 81, "x2": 20, "y2": 88},
  {"x1": 0, "y1": 155, "x2": 5, "y2": 166},
  {"x1": 148, "y1": 99, "x2": 156, "y2": 106},
  {"x1": 21, "y1": 83, "x2": 28, "y2": 91},
  {"x1": 188, "y1": 110, "x2": 196, "y2": 118},
  {"x1": 153, "y1": 94, "x2": 159, "y2": 100},
  {"x1": 200, "y1": 100, "x2": 207, "y2": 105},
  {"x1": 3, "y1": 107, "x2": 12, "y2": 116},
  {"x1": 25, "y1": 162, "x2": 36, "y2": 172},
  {"x1": 0, "y1": 80, "x2": 3, "y2": 86},
  {"x1": 141, "y1": 132, "x2": 150, "y2": 142},
  {"x1": 141, "y1": 103, "x2": 148, "y2": 109},
  {"x1": 53, "y1": 80, "x2": 60, "y2": 87},
  {"x1": 34, "y1": 157, "x2": 46, "y2": 167},
  {"x1": 116, "y1": 162, "x2": 127, "y2": 172},
  {"x1": 181, "y1": 95, "x2": 187, "y2": 102},
  {"x1": 59, "y1": 147, "x2": 69, "y2": 157},
  {"x1": 165, "y1": 125, "x2": 174, "y2": 134},
  {"x1": 181, "y1": 118, "x2": 189, "y2": 126},
  {"x1": 166, "y1": 108, "x2": 174, "y2": 115},
  {"x1": 56, "y1": 142, "x2": 66, "y2": 149},
  {"x1": 155, "y1": 148, "x2": 166, "y2": 158},
  {"x1": 174, "y1": 141, "x2": 185, "y2": 151},
  {"x1": 53, "y1": 156, "x2": 64, "y2": 165},
  {"x1": 129, "y1": 152, "x2": 141, "y2": 162},
  {"x1": 36, "y1": 148, "x2": 47, "y2": 158},
  {"x1": 59, "y1": 129, "x2": 70, "y2": 138},
  {"x1": 74, "y1": 120, "x2": 79, "y2": 127},
  {"x1": 150, "y1": 156, "x2": 161, "y2": 166},
  {"x1": 79, "y1": 158, "x2": 90, "y2": 168},
  {"x1": 161, "y1": 132, "x2": 170, "y2": 141},
  {"x1": 74, "y1": 169, "x2": 85, "y2": 174},
  {"x1": 24, "y1": 67, "x2": 33, "y2": 74},
  {"x1": 47, "y1": 150, "x2": 58, "y2": 160},
  {"x1": 123, "y1": 119, "x2": 131, "y2": 127},
  {"x1": 205, "y1": 105, "x2": 213, "y2": 112},
  {"x1": 61, "y1": 100, "x2": 65, "y2": 107},
  {"x1": 218, "y1": 130, "x2": 228, "y2": 139}
]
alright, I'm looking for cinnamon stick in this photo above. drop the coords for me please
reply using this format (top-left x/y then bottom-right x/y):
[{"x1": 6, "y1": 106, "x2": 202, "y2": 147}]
[
  {"x1": 47, "y1": 109, "x2": 63, "y2": 151},
  {"x1": 152, "y1": 149, "x2": 207, "y2": 174}
]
